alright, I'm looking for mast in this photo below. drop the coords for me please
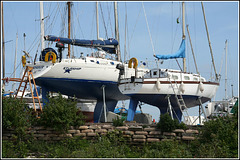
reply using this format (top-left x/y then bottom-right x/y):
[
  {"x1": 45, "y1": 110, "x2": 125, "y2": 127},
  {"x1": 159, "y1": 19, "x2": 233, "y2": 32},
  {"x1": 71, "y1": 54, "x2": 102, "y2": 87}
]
[
  {"x1": 201, "y1": 2, "x2": 218, "y2": 81},
  {"x1": 40, "y1": 2, "x2": 45, "y2": 51},
  {"x1": 114, "y1": 2, "x2": 121, "y2": 61},
  {"x1": 225, "y1": 40, "x2": 227, "y2": 100},
  {"x1": 2, "y1": 1, "x2": 5, "y2": 90},
  {"x1": 182, "y1": 2, "x2": 186, "y2": 72},
  {"x1": 96, "y1": 2, "x2": 99, "y2": 40},
  {"x1": 67, "y1": 2, "x2": 72, "y2": 58},
  {"x1": 12, "y1": 33, "x2": 18, "y2": 91}
]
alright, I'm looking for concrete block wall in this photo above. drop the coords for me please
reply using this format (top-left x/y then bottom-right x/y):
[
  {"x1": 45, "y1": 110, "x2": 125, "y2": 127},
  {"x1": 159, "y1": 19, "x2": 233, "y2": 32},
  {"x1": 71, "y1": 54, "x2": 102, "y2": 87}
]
[{"x1": 2, "y1": 123, "x2": 200, "y2": 144}]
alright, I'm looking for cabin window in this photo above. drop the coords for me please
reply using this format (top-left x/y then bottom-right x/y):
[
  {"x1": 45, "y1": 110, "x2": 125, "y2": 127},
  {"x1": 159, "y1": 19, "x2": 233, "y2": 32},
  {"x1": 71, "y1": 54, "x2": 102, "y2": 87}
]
[
  {"x1": 200, "y1": 78, "x2": 205, "y2": 82},
  {"x1": 90, "y1": 60, "x2": 95, "y2": 62},
  {"x1": 160, "y1": 71, "x2": 168, "y2": 78},
  {"x1": 184, "y1": 76, "x2": 190, "y2": 80},
  {"x1": 193, "y1": 77, "x2": 198, "y2": 81},
  {"x1": 151, "y1": 70, "x2": 159, "y2": 78},
  {"x1": 172, "y1": 75, "x2": 178, "y2": 80}
]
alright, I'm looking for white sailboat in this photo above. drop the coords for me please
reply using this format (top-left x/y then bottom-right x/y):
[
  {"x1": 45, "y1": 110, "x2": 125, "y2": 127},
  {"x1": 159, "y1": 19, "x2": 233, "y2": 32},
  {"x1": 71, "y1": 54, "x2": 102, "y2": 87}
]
[
  {"x1": 118, "y1": 2, "x2": 220, "y2": 123},
  {"x1": 24, "y1": 2, "x2": 148, "y2": 123}
]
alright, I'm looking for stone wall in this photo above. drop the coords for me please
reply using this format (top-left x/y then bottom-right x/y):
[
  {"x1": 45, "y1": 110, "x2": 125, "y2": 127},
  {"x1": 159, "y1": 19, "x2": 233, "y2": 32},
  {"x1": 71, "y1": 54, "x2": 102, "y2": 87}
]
[{"x1": 2, "y1": 123, "x2": 200, "y2": 144}]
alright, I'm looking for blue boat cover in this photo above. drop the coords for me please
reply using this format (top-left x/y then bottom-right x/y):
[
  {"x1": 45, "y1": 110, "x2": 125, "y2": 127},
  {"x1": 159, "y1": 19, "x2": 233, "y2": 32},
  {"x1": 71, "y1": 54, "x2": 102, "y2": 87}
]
[
  {"x1": 155, "y1": 39, "x2": 185, "y2": 59},
  {"x1": 44, "y1": 35, "x2": 118, "y2": 54}
]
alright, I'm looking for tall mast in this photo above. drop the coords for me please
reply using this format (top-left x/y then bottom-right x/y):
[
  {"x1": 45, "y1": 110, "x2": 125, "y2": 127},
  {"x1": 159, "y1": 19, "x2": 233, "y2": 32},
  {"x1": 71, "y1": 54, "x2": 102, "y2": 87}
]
[
  {"x1": 67, "y1": 2, "x2": 72, "y2": 58},
  {"x1": 114, "y1": 2, "x2": 121, "y2": 61},
  {"x1": 201, "y1": 2, "x2": 218, "y2": 81},
  {"x1": 182, "y1": 2, "x2": 186, "y2": 72},
  {"x1": 96, "y1": 2, "x2": 99, "y2": 40},
  {"x1": 12, "y1": 33, "x2": 18, "y2": 91},
  {"x1": 2, "y1": 1, "x2": 5, "y2": 90},
  {"x1": 40, "y1": 2, "x2": 45, "y2": 51},
  {"x1": 225, "y1": 40, "x2": 228, "y2": 100}
]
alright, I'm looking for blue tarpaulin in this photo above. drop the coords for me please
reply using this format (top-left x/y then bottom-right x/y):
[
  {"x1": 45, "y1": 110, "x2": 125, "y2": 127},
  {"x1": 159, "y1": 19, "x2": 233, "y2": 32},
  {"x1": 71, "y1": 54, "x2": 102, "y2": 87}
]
[
  {"x1": 44, "y1": 35, "x2": 118, "y2": 54},
  {"x1": 155, "y1": 39, "x2": 185, "y2": 59}
]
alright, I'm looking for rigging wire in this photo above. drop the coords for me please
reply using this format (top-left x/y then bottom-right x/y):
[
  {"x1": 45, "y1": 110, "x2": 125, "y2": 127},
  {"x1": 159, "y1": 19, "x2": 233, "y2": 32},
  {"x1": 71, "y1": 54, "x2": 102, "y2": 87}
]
[
  {"x1": 99, "y1": 2, "x2": 108, "y2": 39},
  {"x1": 129, "y1": 4, "x2": 142, "y2": 49},
  {"x1": 73, "y1": 4, "x2": 85, "y2": 38},
  {"x1": 107, "y1": 2, "x2": 114, "y2": 38},
  {"x1": 142, "y1": 2, "x2": 156, "y2": 56}
]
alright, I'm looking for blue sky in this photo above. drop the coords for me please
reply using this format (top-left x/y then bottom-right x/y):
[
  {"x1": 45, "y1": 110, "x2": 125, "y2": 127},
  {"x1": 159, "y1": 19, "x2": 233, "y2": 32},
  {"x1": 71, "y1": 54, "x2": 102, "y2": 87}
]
[{"x1": 1, "y1": 1, "x2": 239, "y2": 121}]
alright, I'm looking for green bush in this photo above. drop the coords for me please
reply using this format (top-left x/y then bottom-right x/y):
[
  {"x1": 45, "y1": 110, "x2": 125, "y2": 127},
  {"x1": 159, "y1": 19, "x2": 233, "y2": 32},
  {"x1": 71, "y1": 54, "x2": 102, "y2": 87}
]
[
  {"x1": 2, "y1": 97, "x2": 36, "y2": 140},
  {"x1": 157, "y1": 113, "x2": 176, "y2": 132},
  {"x1": 156, "y1": 114, "x2": 187, "y2": 132},
  {"x1": 196, "y1": 115, "x2": 238, "y2": 157},
  {"x1": 38, "y1": 94, "x2": 85, "y2": 132},
  {"x1": 112, "y1": 116, "x2": 124, "y2": 127}
]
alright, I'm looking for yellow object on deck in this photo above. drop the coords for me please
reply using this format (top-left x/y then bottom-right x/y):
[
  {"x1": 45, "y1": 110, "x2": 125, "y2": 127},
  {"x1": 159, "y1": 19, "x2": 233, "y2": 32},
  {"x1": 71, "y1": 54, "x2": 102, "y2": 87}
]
[{"x1": 128, "y1": 57, "x2": 138, "y2": 69}]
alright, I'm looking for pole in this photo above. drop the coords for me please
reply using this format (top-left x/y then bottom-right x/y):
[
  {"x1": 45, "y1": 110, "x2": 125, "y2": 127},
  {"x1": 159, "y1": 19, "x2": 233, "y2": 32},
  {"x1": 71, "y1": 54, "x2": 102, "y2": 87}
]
[
  {"x1": 96, "y1": 2, "x2": 99, "y2": 40},
  {"x1": 114, "y1": 2, "x2": 121, "y2": 61},
  {"x1": 186, "y1": 25, "x2": 199, "y2": 74},
  {"x1": 67, "y1": 2, "x2": 71, "y2": 58},
  {"x1": 201, "y1": 2, "x2": 218, "y2": 81},
  {"x1": 40, "y1": 2, "x2": 45, "y2": 51},
  {"x1": 2, "y1": 1, "x2": 5, "y2": 90},
  {"x1": 225, "y1": 40, "x2": 227, "y2": 100},
  {"x1": 102, "y1": 85, "x2": 107, "y2": 122},
  {"x1": 231, "y1": 84, "x2": 233, "y2": 98},
  {"x1": 182, "y1": 2, "x2": 186, "y2": 72},
  {"x1": 23, "y1": 33, "x2": 26, "y2": 51},
  {"x1": 12, "y1": 33, "x2": 18, "y2": 91}
]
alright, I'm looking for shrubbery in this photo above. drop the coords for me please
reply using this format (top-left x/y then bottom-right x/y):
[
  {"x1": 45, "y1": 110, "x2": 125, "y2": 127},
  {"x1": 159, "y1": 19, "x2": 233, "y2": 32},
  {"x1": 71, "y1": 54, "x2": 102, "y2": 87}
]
[
  {"x1": 38, "y1": 94, "x2": 86, "y2": 132},
  {"x1": 157, "y1": 113, "x2": 187, "y2": 132},
  {"x1": 2, "y1": 97, "x2": 36, "y2": 140},
  {"x1": 193, "y1": 115, "x2": 238, "y2": 157},
  {"x1": 112, "y1": 116, "x2": 124, "y2": 127}
]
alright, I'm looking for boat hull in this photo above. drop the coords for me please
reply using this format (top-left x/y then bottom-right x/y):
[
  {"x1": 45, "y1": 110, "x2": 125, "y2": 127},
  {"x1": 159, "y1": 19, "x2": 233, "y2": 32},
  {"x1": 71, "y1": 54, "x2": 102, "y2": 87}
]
[{"x1": 119, "y1": 78, "x2": 219, "y2": 121}]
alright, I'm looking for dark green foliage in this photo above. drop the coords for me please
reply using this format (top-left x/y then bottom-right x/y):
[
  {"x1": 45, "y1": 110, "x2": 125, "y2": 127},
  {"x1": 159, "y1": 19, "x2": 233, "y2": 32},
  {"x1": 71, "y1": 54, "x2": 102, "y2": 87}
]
[
  {"x1": 2, "y1": 140, "x2": 29, "y2": 158},
  {"x1": 2, "y1": 97, "x2": 36, "y2": 140},
  {"x1": 174, "y1": 119, "x2": 187, "y2": 130},
  {"x1": 142, "y1": 140, "x2": 192, "y2": 158},
  {"x1": 38, "y1": 94, "x2": 85, "y2": 132},
  {"x1": 195, "y1": 115, "x2": 238, "y2": 157},
  {"x1": 157, "y1": 114, "x2": 187, "y2": 132},
  {"x1": 157, "y1": 113, "x2": 176, "y2": 132},
  {"x1": 112, "y1": 116, "x2": 124, "y2": 127}
]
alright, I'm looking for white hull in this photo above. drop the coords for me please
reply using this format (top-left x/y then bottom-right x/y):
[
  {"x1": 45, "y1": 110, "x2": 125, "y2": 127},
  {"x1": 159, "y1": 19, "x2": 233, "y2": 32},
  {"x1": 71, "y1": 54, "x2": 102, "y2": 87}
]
[{"x1": 119, "y1": 68, "x2": 219, "y2": 120}]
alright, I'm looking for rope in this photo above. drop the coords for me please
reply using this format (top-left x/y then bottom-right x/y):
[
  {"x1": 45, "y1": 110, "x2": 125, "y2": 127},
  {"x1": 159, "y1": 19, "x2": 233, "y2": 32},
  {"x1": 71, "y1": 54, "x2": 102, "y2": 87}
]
[{"x1": 142, "y1": 2, "x2": 156, "y2": 56}]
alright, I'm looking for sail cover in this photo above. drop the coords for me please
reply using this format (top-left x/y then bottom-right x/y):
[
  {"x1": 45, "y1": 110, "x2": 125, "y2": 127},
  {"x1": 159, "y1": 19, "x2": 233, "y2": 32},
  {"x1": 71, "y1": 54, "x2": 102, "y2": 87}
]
[
  {"x1": 44, "y1": 35, "x2": 118, "y2": 54},
  {"x1": 155, "y1": 39, "x2": 185, "y2": 59}
]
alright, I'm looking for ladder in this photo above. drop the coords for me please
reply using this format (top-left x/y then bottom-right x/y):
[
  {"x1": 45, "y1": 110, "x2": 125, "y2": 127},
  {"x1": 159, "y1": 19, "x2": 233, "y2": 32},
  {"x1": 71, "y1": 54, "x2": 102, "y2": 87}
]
[
  {"x1": 15, "y1": 66, "x2": 42, "y2": 113},
  {"x1": 168, "y1": 77, "x2": 193, "y2": 125}
]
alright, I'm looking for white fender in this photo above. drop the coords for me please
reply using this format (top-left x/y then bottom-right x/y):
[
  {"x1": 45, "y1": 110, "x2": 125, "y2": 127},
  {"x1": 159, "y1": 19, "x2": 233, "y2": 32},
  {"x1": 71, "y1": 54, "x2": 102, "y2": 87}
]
[
  {"x1": 156, "y1": 79, "x2": 161, "y2": 91},
  {"x1": 199, "y1": 81, "x2": 204, "y2": 92},
  {"x1": 179, "y1": 81, "x2": 185, "y2": 93}
]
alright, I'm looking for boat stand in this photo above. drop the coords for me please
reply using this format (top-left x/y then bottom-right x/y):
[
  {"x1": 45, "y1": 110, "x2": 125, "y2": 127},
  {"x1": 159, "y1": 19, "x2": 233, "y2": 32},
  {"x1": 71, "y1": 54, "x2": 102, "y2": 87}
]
[
  {"x1": 191, "y1": 97, "x2": 208, "y2": 124},
  {"x1": 166, "y1": 95, "x2": 174, "y2": 120}
]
